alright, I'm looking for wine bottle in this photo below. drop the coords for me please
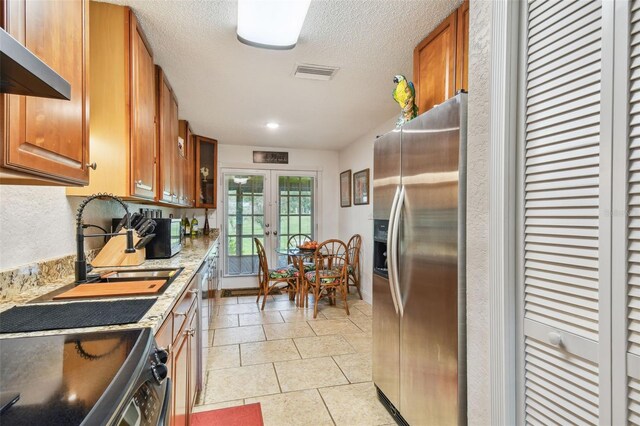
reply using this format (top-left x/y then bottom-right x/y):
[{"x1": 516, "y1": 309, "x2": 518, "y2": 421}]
[
  {"x1": 191, "y1": 214, "x2": 199, "y2": 237},
  {"x1": 183, "y1": 215, "x2": 191, "y2": 236},
  {"x1": 203, "y1": 208, "x2": 210, "y2": 236}
]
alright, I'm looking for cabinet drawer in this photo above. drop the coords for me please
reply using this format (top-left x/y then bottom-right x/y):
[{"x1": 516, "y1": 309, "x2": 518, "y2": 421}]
[
  {"x1": 156, "y1": 316, "x2": 173, "y2": 350},
  {"x1": 173, "y1": 289, "x2": 197, "y2": 341}
]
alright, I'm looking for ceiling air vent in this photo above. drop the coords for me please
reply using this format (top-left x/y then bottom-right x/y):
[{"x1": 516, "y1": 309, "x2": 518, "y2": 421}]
[{"x1": 294, "y1": 64, "x2": 339, "y2": 81}]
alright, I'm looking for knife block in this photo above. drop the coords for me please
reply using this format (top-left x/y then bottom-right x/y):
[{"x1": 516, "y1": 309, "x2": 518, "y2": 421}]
[{"x1": 92, "y1": 234, "x2": 146, "y2": 267}]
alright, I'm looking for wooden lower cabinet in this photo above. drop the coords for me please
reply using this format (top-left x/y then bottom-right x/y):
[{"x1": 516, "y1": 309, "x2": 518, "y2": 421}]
[
  {"x1": 172, "y1": 324, "x2": 190, "y2": 426},
  {"x1": 154, "y1": 276, "x2": 201, "y2": 426}
]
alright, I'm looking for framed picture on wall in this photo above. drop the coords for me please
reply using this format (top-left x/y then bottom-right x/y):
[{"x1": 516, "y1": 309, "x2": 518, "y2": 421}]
[
  {"x1": 340, "y1": 170, "x2": 352, "y2": 207},
  {"x1": 353, "y1": 168, "x2": 370, "y2": 205}
]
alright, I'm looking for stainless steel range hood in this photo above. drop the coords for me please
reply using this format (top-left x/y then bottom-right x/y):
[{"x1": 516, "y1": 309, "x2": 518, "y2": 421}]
[{"x1": 0, "y1": 27, "x2": 71, "y2": 100}]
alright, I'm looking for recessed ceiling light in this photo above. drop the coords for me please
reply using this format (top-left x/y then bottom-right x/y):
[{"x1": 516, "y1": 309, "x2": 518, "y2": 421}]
[
  {"x1": 237, "y1": 0, "x2": 311, "y2": 50},
  {"x1": 266, "y1": 122, "x2": 279, "y2": 129}
]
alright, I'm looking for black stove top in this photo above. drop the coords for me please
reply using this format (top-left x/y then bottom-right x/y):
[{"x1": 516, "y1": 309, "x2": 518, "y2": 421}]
[{"x1": 0, "y1": 329, "x2": 144, "y2": 425}]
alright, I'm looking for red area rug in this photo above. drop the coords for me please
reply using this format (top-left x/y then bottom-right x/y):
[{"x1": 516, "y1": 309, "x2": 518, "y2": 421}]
[{"x1": 191, "y1": 403, "x2": 264, "y2": 426}]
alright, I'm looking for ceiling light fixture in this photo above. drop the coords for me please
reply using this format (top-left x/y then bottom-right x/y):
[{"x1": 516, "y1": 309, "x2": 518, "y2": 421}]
[
  {"x1": 266, "y1": 122, "x2": 280, "y2": 129},
  {"x1": 237, "y1": 0, "x2": 311, "y2": 50}
]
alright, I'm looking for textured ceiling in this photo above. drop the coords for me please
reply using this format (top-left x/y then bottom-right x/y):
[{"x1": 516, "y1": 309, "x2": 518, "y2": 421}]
[{"x1": 101, "y1": 0, "x2": 461, "y2": 150}]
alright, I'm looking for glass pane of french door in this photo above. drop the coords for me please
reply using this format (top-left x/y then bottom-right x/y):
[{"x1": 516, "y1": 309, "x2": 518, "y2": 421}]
[
  {"x1": 224, "y1": 173, "x2": 265, "y2": 276},
  {"x1": 274, "y1": 174, "x2": 315, "y2": 267}
]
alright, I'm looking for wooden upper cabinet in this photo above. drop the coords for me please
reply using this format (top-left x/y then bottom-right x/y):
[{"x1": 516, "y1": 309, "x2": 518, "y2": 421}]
[
  {"x1": 67, "y1": 3, "x2": 157, "y2": 200},
  {"x1": 1, "y1": 0, "x2": 90, "y2": 185},
  {"x1": 413, "y1": 10, "x2": 457, "y2": 115},
  {"x1": 194, "y1": 135, "x2": 218, "y2": 209},
  {"x1": 179, "y1": 120, "x2": 195, "y2": 207},
  {"x1": 456, "y1": 0, "x2": 469, "y2": 93},
  {"x1": 156, "y1": 67, "x2": 188, "y2": 207},
  {"x1": 157, "y1": 67, "x2": 174, "y2": 204},
  {"x1": 413, "y1": 1, "x2": 468, "y2": 115},
  {"x1": 130, "y1": 13, "x2": 157, "y2": 200}
]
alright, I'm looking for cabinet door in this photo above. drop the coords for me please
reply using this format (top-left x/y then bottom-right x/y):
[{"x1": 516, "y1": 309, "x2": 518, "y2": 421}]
[
  {"x1": 455, "y1": 0, "x2": 469, "y2": 93},
  {"x1": 185, "y1": 125, "x2": 194, "y2": 206},
  {"x1": 413, "y1": 10, "x2": 457, "y2": 114},
  {"x1": 130, "y1": 12, "x2": 156, "y2": 200},
  {"x1": 172, "y1": 331, "x2": 189, "y2": 426},
  {"x1": 194, "y1": 136, "x2": 218, "y2": 208},
  {"x1": 520, "y1": 1, "x2": 605, "y2": 423},
  {"x1": 2, "y1": 0, "x2": 89, "y2": 185},
  {"x1": 187, "y1": 308, "x2": 199, "y2": 410},
  {"x1": 170, "y1": 95, "x2": 182, "y2": 205},
  {"x1": 157, "y1": 69, "x2": 174, "y2": 203}
]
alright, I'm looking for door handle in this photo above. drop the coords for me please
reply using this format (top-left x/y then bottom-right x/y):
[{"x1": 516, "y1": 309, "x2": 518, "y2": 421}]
[
  {"x1": 391, "y1": 185, "x2": 405, "y2": 317},
  {"x1": 387, "y1": 185, "x2": 400, "y2": 315}
]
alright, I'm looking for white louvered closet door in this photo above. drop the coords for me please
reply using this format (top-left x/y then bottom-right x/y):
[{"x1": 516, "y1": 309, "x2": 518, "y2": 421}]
[
  {"x1": 521, "y1": 0, "x2": 606, "y2": 424},
  {"x1": 627, "y1": 1, "x2": 640, "y2": 423}
]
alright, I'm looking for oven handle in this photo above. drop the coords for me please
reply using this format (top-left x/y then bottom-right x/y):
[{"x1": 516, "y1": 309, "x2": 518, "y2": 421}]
[{"x1": 157, "y1": 378, "x2": 172, "y2": 426}]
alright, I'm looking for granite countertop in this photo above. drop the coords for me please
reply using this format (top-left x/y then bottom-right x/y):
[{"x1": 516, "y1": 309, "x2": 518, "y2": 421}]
[{"x1": 0, "y1": 230, "x2": 219, "y2": 339}]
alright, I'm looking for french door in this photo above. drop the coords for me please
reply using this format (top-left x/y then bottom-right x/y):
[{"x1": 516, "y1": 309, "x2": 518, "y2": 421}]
[{"x1": 221, "y1": 169, "x2": 317, "y2": 288}]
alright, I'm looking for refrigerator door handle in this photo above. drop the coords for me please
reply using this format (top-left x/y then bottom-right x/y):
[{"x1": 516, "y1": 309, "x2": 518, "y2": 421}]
[
  {"x1": 387, "y1": 185, "x2": 401, "y2": 315},
  {"x1": 391, "y1": 185, "x2": 405, "y2": 317}
]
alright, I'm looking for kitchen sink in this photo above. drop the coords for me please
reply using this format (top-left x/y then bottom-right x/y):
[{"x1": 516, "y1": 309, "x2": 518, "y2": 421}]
[
  {"x1": 28, "y1": 267, "x2": 184, "y2": 303},
  {"x1": 97, "y1": 268, "x2": 180, "y2": 281}
]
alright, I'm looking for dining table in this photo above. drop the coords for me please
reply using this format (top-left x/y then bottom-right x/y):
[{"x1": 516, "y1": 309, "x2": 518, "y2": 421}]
[{"x1": 275, "y1": 247, "x2": 315, "y2": 308}]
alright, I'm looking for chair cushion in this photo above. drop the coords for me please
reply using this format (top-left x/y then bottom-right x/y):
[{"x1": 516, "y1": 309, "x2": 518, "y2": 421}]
[
  {"x1": 305, "y1": 267, "x2": 344, "y2": 284},
  {"x1": 269, "y1": 267, "x2": 296, "y2": 279},
  {"x1": 290, "y1": 262, "x2": 315, "y2": 272}
]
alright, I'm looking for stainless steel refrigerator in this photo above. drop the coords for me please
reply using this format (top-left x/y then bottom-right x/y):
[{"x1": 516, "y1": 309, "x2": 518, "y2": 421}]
[{"x1": 372, "y1": 93, "x2": 467, "y2": 426}]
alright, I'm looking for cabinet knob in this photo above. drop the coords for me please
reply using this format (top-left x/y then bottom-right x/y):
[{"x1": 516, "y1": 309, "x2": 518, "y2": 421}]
[
  {"x1": 87, "y1": 162, "x2": 97, "y2": 170},
  {"x1": 548, "y1": 332, "x2": 563, "y2": 347}
]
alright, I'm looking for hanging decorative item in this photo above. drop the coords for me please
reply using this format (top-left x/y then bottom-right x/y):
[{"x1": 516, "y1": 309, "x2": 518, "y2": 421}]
[
  {"x1": 392, "y1": 74, "x2": 418, "y2": 128},
  {"x1": 200, "y1": 166, "x2": 210, "y2": 202}
]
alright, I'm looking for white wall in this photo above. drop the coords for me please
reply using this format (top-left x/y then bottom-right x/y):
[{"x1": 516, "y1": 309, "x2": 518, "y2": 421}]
[
  {"x1": 466, "y1": 0, "x2": 492, "y2": 424},
  {"x1": 0, "y1": 185, "x2": 177, "y2": 271},
  {"x1": 337, "y1": 116, "x2": 397, "y2": 303}
]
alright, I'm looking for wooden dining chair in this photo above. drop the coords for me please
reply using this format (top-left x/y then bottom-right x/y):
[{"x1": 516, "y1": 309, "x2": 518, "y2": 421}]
[
  {"x1": 287, "y1": 233, "x2": 311, "y2": 262},
  {"x1": 255, "y1": 238, "x2": 297, "y2": 310},
  {"x1": 286, "y1": 233, "x2": 315, "y2": 272},
  {"x1": 347, "y1": 234, "x2": 363, "y2": 299},
  {"x1": 304, "y1": 239, "x2": 350, "y2": 318}
]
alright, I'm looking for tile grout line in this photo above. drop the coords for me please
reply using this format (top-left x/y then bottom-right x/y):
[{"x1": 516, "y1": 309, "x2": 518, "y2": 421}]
[
  {"x1": 271, "y1": 362, "x2": 283, "y2": 394},
  {"x1": 291, "y1": 336, "x2": 304, "y2": 360},
  {"x1": 316, "y1": 388, "x2": 338, "y2": 426},
  {"x1": 330, "y1": 354, "x2": 352, "y2": 384}
]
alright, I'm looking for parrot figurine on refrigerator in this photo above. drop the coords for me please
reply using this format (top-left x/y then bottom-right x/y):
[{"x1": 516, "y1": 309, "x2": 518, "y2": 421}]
[{"x1": 392, "y1": 75, "x2": 418, "y2": 127}]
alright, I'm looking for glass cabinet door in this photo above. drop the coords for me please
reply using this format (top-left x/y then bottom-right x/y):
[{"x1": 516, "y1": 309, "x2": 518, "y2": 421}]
[{"x1": 195, "y1": 135, "x2": 218, "y2": 208}]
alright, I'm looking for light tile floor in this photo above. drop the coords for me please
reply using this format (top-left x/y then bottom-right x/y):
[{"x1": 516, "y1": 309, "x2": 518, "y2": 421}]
[{"x1": 195, "y1": 292, "x2": 395, "y2": 426}]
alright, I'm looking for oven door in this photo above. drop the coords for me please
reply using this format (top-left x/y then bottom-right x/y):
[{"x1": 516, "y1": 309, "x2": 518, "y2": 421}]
[{"x1": 114, "y1": 378, "x2": 171, "y2": 426}]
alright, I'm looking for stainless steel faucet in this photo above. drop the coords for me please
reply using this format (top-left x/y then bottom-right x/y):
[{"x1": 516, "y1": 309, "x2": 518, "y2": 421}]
[{"x1": 75, "y1": 193, "x2": 136, "y2": 283}]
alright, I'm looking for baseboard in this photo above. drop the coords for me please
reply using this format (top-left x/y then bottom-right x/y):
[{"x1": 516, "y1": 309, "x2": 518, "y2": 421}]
[{"x1": 361, "y1": 288, "x2": 372, "y2": 304}]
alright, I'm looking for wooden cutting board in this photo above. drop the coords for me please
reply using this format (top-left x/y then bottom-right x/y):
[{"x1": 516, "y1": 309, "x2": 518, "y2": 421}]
[{"x1": 53, "y1": 280, "x2": 165, "y2": 300}]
